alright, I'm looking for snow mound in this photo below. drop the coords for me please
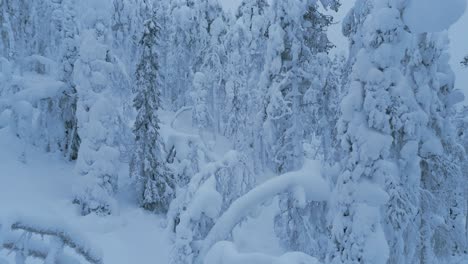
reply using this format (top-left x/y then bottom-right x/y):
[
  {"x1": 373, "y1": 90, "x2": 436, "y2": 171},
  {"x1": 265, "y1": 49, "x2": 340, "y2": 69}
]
[{"x1": 403, "y1": 0, "x2": 467, "y2": 33}]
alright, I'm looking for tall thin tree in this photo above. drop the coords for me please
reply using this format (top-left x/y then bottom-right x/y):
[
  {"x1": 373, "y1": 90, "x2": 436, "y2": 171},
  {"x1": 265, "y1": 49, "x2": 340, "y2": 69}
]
[{"x1": 130, "y1": 15, "x2": 174, "y2": 213}]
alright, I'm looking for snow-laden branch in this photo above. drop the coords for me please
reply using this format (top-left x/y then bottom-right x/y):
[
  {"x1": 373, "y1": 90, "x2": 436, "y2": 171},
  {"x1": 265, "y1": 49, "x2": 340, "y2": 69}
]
[
  {"x1": 170, "y1": 106, "x2": 193, "y2": 129},
  {"x1": 1, "y1": 215, "x2": 103, "y2": 264},
  {"x1": 199, "y1": 160, "x2": 329, "y2": 261},
  {"x1": 2, "y1": 232, "x2": 80, "y2": 264}
]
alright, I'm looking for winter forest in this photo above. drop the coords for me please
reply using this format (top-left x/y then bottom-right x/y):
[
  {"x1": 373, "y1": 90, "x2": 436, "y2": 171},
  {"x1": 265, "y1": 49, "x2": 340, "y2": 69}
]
[{"x1": 1, "y1": 0, "x2": 468, "y2": 263}]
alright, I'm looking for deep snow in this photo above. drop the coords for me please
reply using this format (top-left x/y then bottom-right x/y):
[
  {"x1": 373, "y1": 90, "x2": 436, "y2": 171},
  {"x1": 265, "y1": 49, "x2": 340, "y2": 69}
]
[{"x1": 0, "y1": 127, "x2": 171, "y2": 264}]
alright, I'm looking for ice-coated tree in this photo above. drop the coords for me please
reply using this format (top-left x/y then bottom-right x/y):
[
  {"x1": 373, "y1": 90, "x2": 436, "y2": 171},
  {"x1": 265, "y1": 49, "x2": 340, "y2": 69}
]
[
  {"x1": 411, "y1": 32, "x2": 467, "y2": 262},
  {"x1": 130, "y1": 15, "x2": 175, "y2": 213}
]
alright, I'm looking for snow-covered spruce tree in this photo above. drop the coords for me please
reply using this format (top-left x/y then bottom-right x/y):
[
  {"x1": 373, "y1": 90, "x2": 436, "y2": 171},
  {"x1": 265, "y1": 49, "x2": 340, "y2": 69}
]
[
  {"x1": 271, "y1": 0, "x2": 341, "y2": 260},
  {"x1": 327, "y1": 1, "x2": 435, "y2": 263},
  {"x1": 130, "y1": 16, "x2": 175, "y2": 213},
  {"x1": 410, "y1": 33, "x2": 467, "y2": 262}
]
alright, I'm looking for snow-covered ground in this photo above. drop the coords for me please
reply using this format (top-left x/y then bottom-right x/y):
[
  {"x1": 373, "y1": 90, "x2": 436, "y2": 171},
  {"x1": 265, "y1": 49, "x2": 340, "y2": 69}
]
[{"x1": 0, "y1": 127, "x2": 171, "y2": 263}]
